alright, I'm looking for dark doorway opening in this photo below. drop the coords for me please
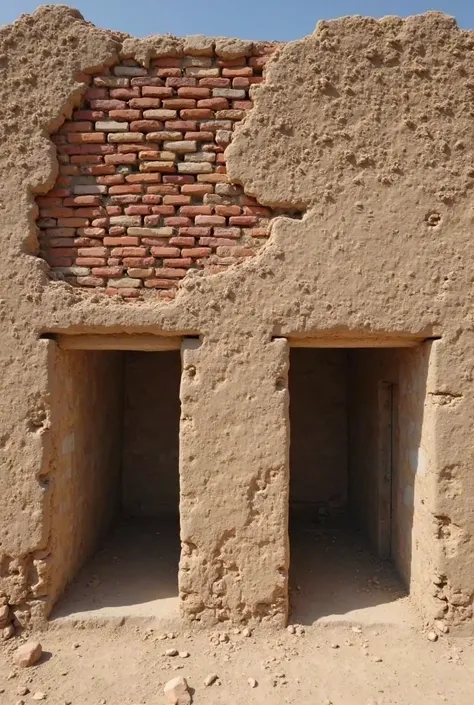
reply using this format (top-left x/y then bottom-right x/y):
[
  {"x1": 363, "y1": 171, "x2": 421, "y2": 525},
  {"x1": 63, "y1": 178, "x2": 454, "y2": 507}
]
[{"x1": 289, "y1": 345, "x2": 429, "y2": 625}]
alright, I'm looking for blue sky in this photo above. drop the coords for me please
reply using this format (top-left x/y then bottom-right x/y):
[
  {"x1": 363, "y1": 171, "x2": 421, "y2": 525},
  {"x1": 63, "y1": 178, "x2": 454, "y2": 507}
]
[{"x1": 2, "y1": 1, "x2": 474, "y2": 40}]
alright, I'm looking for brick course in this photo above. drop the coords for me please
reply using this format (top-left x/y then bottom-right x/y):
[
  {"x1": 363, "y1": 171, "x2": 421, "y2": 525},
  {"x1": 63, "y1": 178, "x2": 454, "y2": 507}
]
[{"x1": 37, "y1": 44, "x2": 281, "y2": 299}]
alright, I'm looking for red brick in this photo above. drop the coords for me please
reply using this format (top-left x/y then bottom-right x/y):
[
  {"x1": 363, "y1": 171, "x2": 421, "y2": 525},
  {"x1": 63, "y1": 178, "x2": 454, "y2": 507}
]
[
  {"x1": 195, "y1": 215, "x2": 226, "y2": 226},
  {"x1": 166, "y1": 77, "x2": 197, "y2": 88},
  {"x1": 104, "y1": 237, "x2": 140, "y2": 246},
  {"x1": 150, "y1": 247, "x2": 180, "y2": 257},
  {"x1": 163, "y1": 195, "x2": 191, "y2": 205},
  {"x1": 249, "y1": 56, "x2": 270, "y2": 68},
  {"x1": 130, "y1": 98, "x2": 162, "y2": 109},
  {"x1": 180, "y1": 109, "x2": 214, "y2": 120},
  {"x1": 76, "y1": 257, "x2": 107, "y2": 266},
  {"x1": 111, "y1": 247, "x2": 147, "y2": 257},
  {"x1": 233, "y1": 100, "x2": 253, "y2": 110},
  {"x1": 77, "y1": 246, "x2": 108, "y2": 257},
  {"x1": 164, "y1": 217, "x2": 192, "y2": 227},
  {"x1": 130, "y1": 120, "x2": 164, "y2": 132},
  {"x1": 181, "y1": 184, "x2": 214, "y2": 196},
  {"x1": 181, "y1": 247, "x2": 211, "y2": 258},
  {"x1": 163, "y1": 98, "x2": 196, "y2": 110},
  {"x1": 163, "y1": 120, "x2": 196, "y2": 132},
  {"x1": 169, "y1": 236, "x2": 194, "y2": 247},
  {"x1": 109, "y1": 109, "x2": 142, "y2": 121},
  {"x1": 222, "y1": 67, "x2": 253, "y2": 77},
  {"x1": 91, "y1": 266, "x2": 124, "y2": 277},
  {"x1": 197, "y1": 98, "x2": 229, "y2": 110},
  {"x1": 178, "y1": 227, "x2": 211, "y2": 236},
  {"x1": 180, "y1": 205, "x2": 213, "y2": 217},
  {"x1": 229, "y1": 215, "x2": 259, "y2": 226},
  {"x1": 143, "y1": 279, "x2": 175, "y2": 289},
  {"x1": 122, "y1": 257, "x2": 155, "y2": 267},
  {"x1": 141, "y1": 86, "x2": 174, "y2": 97},
  {"x1": 110, "y1": 88, "x2": 141, "y2": 99},
  {"x1": 199, "y1": 78, "x2": 231, "y2": 87},
  {"x1": 104, "y1": 153, "x2": 137, "y2": 165},
  {"x1": 177, "y1": 87, "x2": 211, "y2": 99},
  {"x1": 109, "y1": 184, "x2": 143, "y2": 194},
  {"x1": 184, "y1": 131, "x2": 214, "y2": 142},
  {"x1": 126, "y1": 205, "x2": 151, "y2": 215},
  {"x1": 164, "y1": 257, "x2": 192, "y2": 267},
  {"x1": 233, "y1": 77, "x2": 250, "y2": 88},
  {"x1": 97, "y1": 175, "x2": 124, "y2": 186},
  {"x1": 215, "y1": 205, "x2": 242, "y2": 216}
]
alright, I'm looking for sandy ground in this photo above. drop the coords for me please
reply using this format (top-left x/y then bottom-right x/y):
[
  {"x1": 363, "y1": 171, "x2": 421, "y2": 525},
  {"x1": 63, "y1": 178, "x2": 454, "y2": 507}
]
[
  {"x1": 1, "y1": 620, "x2": 474, "y2": 705},
  {"x1": 2, "y1": 519, "x2": 473, "y2": 705}
]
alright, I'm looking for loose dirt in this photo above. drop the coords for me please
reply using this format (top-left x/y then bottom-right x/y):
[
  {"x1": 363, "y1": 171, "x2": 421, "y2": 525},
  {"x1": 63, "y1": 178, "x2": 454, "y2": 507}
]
[{"x1": 1, "y1": 620, "x2": 473, "y2": 705}]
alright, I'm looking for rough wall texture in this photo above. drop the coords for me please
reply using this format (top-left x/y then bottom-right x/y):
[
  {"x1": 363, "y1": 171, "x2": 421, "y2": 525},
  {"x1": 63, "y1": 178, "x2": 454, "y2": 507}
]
[{"x1": 1, "y1": 6, "x2": 474, "y2": 630}]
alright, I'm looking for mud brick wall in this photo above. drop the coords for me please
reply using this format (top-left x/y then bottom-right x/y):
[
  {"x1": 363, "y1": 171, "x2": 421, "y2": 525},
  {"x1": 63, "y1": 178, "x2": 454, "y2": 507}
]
[{"x1": 37, "y1": 46, "x2": 279, "y2": 299}]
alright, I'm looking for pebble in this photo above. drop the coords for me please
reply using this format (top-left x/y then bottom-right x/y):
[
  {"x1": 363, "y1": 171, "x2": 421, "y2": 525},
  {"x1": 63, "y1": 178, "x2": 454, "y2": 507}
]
[
  {"x1": 178, "y1": 651, "x2": 190, "y2": 659},
  {"x1": 17, "y1": 686, "x2": 30, "y2": 696},
  {"x1": 165, "y1": 648, "x2": 178, "y2": 657},
  {"x1": 330, "y1": 643, "x2": 340, "y2": 649},
  {"x1": 3, "y1": 624, "x2": 15, "y2": 640},
  {"x1": 427, "y1": 631, "x2": 438, "y2": 642},
  {"x1": 247, "y1": 677, "x2": 258, "y2": 688},
  {"x1": 32, "y1": 693, "x2": 46, "y2": 701},
  {"x1": 204, "y1": 673, "x2": 218, "y2": 686},
  {"x1": 287, "y1": 625, "x2": 296, "y2": 634},
  {"x1": 373, "y1": 656, "x2": 383, "y2": 663},
  {"x1": 242, "y1": 627, "x2": 252, "y2": 637},
  {"x1": 16, "y1": 700, "x2": 25, "y2": 705},
  {"x1": 164, "y1": 676, "x2": 190, "y2": 705},
  {"x1": 14, "y1": 642, "x2": 43, "y2": 668}
]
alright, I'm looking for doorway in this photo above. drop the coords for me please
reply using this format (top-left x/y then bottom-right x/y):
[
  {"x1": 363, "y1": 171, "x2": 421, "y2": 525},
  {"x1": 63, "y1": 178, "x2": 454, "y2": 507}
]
[
  {"x1": 288, "y1": 344, "x2": 430, "y2": 625},
  {"x1": 48, "y1": 345, "x2": 181, "y2": 623}
]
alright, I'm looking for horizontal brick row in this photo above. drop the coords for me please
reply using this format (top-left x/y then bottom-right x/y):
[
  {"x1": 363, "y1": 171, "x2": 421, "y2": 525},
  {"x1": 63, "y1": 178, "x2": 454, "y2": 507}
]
[{"x1": 37, "y1": 45, "x2": 279, "y2": 299}]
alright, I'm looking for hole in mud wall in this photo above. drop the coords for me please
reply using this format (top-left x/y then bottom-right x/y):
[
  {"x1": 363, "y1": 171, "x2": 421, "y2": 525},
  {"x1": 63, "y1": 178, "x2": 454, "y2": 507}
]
[
  {"x1": 47, "y1": 347, "x2": 181, "y2": 622},
  {"x1": 289, "y1": 346, "x2": 431, "y2": 626}
]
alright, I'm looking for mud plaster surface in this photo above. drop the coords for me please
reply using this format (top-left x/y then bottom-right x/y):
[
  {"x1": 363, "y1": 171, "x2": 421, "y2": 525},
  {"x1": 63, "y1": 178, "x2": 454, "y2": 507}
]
[{"x1": 0, "y1": 6, "x2": 474, "y2": 629}]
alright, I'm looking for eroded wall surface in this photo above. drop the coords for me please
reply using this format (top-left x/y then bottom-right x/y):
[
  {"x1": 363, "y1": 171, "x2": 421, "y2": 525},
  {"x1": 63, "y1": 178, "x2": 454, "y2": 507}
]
[{"x1": 1, "y1": 6, "x2": 474, "y2": 629}]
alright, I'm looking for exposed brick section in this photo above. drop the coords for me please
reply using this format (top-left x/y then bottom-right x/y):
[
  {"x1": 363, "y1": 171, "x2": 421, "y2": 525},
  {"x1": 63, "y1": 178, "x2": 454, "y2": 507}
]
[{"x1": 37, "y1": 44, "x2": 281, "y2": 299}]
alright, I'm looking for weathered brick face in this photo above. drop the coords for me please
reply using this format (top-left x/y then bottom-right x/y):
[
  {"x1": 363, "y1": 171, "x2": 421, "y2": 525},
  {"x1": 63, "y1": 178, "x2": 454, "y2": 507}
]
[{"x1": 37, "y1": 45, "x2": 280, "y2": 299}]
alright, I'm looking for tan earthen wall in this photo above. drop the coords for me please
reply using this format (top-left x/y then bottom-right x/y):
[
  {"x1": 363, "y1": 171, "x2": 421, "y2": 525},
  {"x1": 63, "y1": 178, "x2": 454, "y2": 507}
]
[{"x1": 0, "y1": 6, "x2": 473, "y2": 630}]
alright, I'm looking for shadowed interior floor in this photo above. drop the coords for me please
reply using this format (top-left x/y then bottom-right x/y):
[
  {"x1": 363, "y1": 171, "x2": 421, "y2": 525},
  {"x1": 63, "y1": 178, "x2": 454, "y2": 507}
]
[
  {"x1": 290, "y1": 515, "x2": 415, "y2": 626},
  {"x1": 52, "y1": 517, "x2": 180, "y2": 626}
]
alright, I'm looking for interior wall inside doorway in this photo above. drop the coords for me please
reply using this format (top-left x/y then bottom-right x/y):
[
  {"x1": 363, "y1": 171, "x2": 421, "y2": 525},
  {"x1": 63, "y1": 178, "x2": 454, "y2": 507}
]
[{"x1": 122, "y1": 351, "x2": 181, "y2": 518}]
